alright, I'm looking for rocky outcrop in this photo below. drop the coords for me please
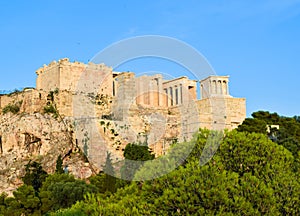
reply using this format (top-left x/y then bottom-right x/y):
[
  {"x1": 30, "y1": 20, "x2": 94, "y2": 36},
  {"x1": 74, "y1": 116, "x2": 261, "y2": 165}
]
[{"x1": 0, "y1": 112, "x2": 95, "y2": 196}]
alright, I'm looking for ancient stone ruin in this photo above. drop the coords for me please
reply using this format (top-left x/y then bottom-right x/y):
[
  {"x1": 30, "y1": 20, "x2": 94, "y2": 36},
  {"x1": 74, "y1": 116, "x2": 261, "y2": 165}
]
[{"x1": 0, "y1": 58, "x2": 246, "y2": 194}]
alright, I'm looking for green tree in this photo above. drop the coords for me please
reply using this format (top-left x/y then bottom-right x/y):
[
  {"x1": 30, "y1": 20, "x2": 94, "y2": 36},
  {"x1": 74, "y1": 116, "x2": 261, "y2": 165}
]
[
  {"x1": 89, "y1": 152, "x2": 117, "y2": 194},
  {"x1": 39, "y1": 174, "x2": 97, "y2": 212},
  {"x1": 22, "y1": 161, "x2": 48, "y2": 193},
  {"x1": 60, "y1": 129, "x2": 299, "y2": 215},
  {"x1": 39, "y1": 174, "x2": 76, "y2": 213},
  {"x1": 237, "y1": 110, "x2": 300, "y2": 171},
  {"x1": 251, "y1": 110, "x2": 280, "y2": 123},
  {"x1": 55, "y1": 155, "x2": 64, "y2": 174},
  {"x1": 217, "y1": 130, "x2": 299, "y2": 215},
  {"x1": 237, "y1": 118, "x2": 267, "y2": 134},
  {"x1": 4, "y1": 185, "x2": 41, "y2": 216},
  {"x1": 89, "y1": 173, "x2": 106, "y2": 194},
  {"x1": 103, "y1": 152, "x2": 116, "y2": 193},
  {"x1": 294, "y1": 115, "x2": 300, "y2": 123},
  {"x1": 120, "y1": 143, "x2": 154, "y2": 181},
  {"x1": 0, "y1": 193, "x2": 7, "y2": 215}
]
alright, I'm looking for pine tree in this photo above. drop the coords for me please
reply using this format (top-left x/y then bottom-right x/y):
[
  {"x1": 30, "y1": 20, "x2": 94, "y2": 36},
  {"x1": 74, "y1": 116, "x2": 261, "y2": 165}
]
[
  {"x1": 55, "y1": 155, "x2": 64, "y2": 174},
  {"x1": 121, "y1": 143, "x2": 154, "y2": 181},
  {"x1": 22, "y1": 161, "x2": 48, "y2": 193},
  {"x1": 103, "y1": 152, "x2": 116, "y2": 193}
]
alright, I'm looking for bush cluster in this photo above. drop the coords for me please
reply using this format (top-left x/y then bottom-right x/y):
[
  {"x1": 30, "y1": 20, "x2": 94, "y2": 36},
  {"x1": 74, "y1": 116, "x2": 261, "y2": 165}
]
[
  {"x1": 2, "y1": 101, "x2": 22, "y2": 114},
  {"x1": 43, "y1": 104, "x2": 58, "y2": 118}
]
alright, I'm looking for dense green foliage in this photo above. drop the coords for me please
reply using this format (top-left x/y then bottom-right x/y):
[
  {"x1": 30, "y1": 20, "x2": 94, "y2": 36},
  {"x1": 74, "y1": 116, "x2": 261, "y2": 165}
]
[
  {"x1": 89, "y1": 152, "x2": 117, "y2": 194},
  {"x1": 237, "y1": 111, "x2": 300, "y2": 170},
  {"x1": 0, "y1": 173, "x2": 97, "y2": 215},
  {"x1": 120, "y1": 143, "x2": 155, "y2": 181},
  {"x1": 0, "y1": 111, "x2": 299, "y2": 215},
  {"x1": 39, "y1": 174, "x2": 97, "y2": 212},
  {"x1": 22, "y1": 161, "x2": 48, "y2": 193},
  {"x1": 54, "y1": 128, "x2": 299, "y2": 215},
  {"x1": 237, "y1": 111, "x2": 300, "y2": 155},
  {"x1": 4, "y1": 185, "x2": 42, "y2": 216},
  {"x1": 102, "y1": 152, "x2": 117, "y2": 193}
]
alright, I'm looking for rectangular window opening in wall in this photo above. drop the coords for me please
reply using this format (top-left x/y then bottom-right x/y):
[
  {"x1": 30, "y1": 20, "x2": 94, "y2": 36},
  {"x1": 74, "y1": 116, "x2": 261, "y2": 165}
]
[{"x1": 188, "y1": 86, "x2": 196, "y2": 99}]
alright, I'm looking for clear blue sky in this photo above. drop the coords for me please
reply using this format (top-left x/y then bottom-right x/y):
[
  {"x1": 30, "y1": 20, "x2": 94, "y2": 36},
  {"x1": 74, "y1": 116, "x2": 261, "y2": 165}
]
[{"x1": 0, "y1": 0, "x2": 300, "y2": 117}]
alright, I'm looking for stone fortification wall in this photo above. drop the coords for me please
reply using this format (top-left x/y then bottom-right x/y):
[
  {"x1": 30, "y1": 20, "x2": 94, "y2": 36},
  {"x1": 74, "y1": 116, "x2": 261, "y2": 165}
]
[
  {"x1": 36, "y1": 58, "x2": 113, "y2": 94},
  {"x1": 112, "y1": 72, "x2": 136, "y2": 120},
  {"x1": 197, "y1": 97, "x2": 246, "y2": 130},
  {"x1": 135, "y1": 74, "x2": 164, "y2": 107}
]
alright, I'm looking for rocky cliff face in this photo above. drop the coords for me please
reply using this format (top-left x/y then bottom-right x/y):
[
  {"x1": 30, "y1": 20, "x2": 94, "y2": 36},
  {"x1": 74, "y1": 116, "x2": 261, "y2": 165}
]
[
  {"x1": 0, "y1": 87, "x2": 183, "y2": 196},
  {"x1": 0, "y1": 112, "x2": 95, "y2": 196}
]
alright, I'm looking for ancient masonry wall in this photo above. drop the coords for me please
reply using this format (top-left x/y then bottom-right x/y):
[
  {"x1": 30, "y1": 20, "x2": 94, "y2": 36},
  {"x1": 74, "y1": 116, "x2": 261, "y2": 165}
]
[
  {"x1": 113, "y1": 72, "x2": 136, "y2": 120},
  {"x1": 135, "y1": 74, "x2": 164, "y2": 107},
  {"x1": 0, "y1": 59, "x2": 247, "y2": 160},
  {"x1": 197, "y1": 97, "x2": 246, "y2": 130},
  {"x1": 36, "y1": 58, "x2": 85, "y2": 92},
  {"x1": 36, "y1": 58, "x2": 113, "y2": 95},
  {"x1": 0, "y1": 89, "x2": 80, "y2": 118}
]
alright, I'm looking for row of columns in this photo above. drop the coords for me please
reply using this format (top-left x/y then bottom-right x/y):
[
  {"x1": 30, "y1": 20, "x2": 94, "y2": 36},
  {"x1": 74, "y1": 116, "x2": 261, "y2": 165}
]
[
  {"x1": 164, "y1": 84, "x2": 183, "y2": 107},
  {"x1": 210, "y1": 80, "x2": 229, "y2": 95}
]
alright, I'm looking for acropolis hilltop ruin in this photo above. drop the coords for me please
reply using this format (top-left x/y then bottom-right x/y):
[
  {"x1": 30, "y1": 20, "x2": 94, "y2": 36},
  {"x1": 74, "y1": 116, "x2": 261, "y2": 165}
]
[{"x1": 0, "y1": 58, "x2": 246, "y2": 162}]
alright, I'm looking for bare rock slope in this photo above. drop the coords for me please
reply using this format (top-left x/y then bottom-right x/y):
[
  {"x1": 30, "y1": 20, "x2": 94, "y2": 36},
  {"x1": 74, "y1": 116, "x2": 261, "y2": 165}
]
[{"x1": 0, "y1": 113, "x2": 94, "y2": 195}]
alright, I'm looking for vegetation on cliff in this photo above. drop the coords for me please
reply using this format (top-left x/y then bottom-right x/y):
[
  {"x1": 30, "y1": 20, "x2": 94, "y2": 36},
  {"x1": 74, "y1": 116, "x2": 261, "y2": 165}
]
[{"x1": 1, "y1": 100, "x2": 22, "y2": 115}]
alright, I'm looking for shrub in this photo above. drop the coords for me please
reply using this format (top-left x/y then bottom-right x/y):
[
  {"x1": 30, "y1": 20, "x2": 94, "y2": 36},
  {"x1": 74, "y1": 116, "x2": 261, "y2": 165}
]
[
  {"x1": 53, "y1": 88, "x2": 59, "y2": 94},
  {"x1": 44, "y1": 104, "x2": 58, "y2": 118},
  {"x1": 2, "y1": 101, "x2": 22, "y2": 114}
]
